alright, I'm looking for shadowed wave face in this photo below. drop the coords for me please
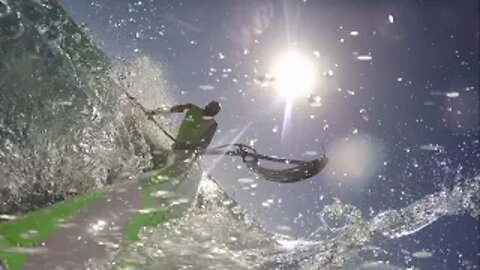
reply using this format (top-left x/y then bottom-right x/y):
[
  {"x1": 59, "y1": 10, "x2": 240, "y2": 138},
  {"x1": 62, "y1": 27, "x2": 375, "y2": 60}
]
[{"x1": 0, "y1": 0, "x2": 172, "y2": 214}]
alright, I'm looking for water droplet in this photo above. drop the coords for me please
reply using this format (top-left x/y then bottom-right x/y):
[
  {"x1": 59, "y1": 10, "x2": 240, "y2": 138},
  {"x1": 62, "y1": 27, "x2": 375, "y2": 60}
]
[
  {"x1": 199, "y1": 85, "x2": 214, "y2": 91},
  {"x1": 388, "y1": 14, "x2": 394, "y2": 23},
  {"x1": 323, "y1": 70, "x2": 334, "y2": 77},
  {"x1": 412, "y1": 250, "x2": 433, "y2": 259},
  {"x1": 0, "y1": 214, "x2": 17, "y2": 221},
  {"x1": 309, "y1": 95, "x2": 322, "y2": 107},
  {"x1": 357, "y1": 55, "x2": 372, "y2": 61},
  {"x1": 276, "y1": 225, "x2": 291, "y2": 231},
  {"x1": 350, "y1": 31, "x2": 359, "y2": 36},
  {"x1": 446, "y1": 91, "x2": 459, "y2": 98},
  {"x1": 238, "y1": 178, "x2": 254, "y2": 184}
]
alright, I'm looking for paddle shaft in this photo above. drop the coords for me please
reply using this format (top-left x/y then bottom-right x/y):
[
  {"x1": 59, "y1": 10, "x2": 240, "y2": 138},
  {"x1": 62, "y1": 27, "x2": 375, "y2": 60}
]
[{"x1": 123, "y1": 91, "x2": 177, "y2": 142}]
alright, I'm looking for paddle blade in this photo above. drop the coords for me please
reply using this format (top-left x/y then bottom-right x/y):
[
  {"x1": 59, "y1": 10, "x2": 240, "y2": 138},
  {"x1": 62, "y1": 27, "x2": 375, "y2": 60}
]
[{"x1": 245, "y1": 157, "x2": 328, "y2": 183}]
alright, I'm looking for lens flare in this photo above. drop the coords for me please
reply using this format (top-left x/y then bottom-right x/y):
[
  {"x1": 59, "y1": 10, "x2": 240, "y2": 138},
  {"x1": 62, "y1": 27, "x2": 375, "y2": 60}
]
[
  {"x1": 272, "y1": 51, "x2": 316, "y2": 99},
  {"x1": 326, "y1": 136, "x2": 384, "y2": 186}
]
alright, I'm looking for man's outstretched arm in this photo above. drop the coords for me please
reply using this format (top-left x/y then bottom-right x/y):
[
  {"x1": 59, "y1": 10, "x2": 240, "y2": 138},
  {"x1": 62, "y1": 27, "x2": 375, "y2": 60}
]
[{"x1": 146, "y1": 103, "x2": 194, "y2": 116}]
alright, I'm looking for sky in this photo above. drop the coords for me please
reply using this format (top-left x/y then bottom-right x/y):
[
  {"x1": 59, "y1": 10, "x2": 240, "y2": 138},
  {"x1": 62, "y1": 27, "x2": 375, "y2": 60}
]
[{"x1": 61, "y1": 0, "x2": 479, "y2": 268}]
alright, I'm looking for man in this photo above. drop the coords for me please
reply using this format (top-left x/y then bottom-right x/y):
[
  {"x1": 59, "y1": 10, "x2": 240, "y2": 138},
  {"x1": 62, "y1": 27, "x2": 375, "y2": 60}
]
[{"x1": 146, "y1": 100, "x2": 221, "y2": 165}]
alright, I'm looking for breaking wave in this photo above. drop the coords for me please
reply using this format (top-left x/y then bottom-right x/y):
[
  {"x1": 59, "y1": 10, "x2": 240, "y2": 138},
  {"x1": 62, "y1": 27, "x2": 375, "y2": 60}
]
[{"x1": 91, "y1": 175, "x2": 479, "y2": 269}]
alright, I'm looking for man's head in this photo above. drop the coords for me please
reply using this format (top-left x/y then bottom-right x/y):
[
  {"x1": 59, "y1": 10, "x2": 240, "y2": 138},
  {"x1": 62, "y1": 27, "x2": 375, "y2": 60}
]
[{"x1": 203, "y1": 100, "x2": 221, "y2": 116}]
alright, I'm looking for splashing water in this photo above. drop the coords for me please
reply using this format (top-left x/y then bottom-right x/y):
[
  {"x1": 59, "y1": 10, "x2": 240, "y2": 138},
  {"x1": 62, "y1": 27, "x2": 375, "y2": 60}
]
[
  {"x1": 88, "y1": 175, "x2": 479, "y2": 270},
  {"x1": 0, "y1": 0, "x2": 173, "y2": 213}
]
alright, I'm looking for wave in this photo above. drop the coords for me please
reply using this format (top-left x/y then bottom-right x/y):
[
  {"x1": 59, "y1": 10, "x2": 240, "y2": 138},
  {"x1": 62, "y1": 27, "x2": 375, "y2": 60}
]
[{"x1": 0, "y1": 0, "x2": 172, "y2": 213}]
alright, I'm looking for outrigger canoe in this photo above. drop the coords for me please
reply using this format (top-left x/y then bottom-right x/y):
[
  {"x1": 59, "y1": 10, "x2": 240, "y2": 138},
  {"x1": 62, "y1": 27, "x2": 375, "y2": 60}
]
[{"x1": 0, "y1": 156, "x2": 202, "y2": 270}]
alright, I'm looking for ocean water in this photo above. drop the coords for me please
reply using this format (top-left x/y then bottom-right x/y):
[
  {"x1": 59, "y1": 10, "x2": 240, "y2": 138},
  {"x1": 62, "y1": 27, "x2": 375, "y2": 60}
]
[{"x1": 0, "y1": 1, "x2": 478, "y2": 269}]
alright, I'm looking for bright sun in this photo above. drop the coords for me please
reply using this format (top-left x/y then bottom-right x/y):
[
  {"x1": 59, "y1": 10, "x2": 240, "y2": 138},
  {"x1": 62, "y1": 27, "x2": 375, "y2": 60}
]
[{"x1": 272, "y1": 51, "x2": 316, "y2": 99}]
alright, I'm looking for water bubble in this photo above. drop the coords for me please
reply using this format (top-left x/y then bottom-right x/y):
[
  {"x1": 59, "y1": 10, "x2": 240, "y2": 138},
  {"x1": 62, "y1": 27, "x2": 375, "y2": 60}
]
[
  {"x1": 350, "y1": 31, "x2": 359, "y2": 36},
  {"x1": 272, "y1": 126, "x2": 278, "y2": 133}
]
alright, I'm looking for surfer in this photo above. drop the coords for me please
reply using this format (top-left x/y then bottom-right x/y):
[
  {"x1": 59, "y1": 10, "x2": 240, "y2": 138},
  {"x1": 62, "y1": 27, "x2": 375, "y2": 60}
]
[
  {"x1": 129, "y1": 92, "x2": 326, "y2": 182},
  {"x1": 146, "y1": 100, "x2": 221, "y2": 165}
]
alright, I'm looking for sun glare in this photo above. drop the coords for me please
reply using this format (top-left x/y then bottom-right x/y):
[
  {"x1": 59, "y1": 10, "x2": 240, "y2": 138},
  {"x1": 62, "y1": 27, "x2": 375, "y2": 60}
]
[{"x1": 272, "y1": 51, "x2": 316, "y2": 99}]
